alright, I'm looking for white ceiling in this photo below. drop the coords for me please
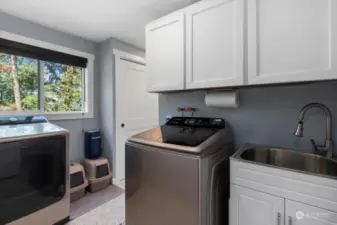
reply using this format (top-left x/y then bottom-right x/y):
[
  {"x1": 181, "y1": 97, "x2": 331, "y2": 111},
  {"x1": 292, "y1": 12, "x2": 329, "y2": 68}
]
[{"x1": 0, "y1": 0, "x2": 199, "y2": 49}]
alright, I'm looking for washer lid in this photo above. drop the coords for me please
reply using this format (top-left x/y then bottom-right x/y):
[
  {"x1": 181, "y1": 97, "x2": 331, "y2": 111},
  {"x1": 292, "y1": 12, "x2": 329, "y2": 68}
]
[{"x1": 128, "y1": 117, "x2": 226, "y2": 153}]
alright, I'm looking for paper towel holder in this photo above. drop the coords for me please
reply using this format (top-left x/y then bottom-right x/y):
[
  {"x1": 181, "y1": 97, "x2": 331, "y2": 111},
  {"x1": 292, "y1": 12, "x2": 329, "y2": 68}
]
[{"x1": 205, "y1": 90, "x2": 239, "y2": 108}]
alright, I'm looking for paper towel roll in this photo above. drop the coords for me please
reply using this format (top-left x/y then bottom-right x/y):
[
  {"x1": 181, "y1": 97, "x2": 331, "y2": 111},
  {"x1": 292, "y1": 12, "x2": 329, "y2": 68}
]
[{"x1": 205, "y1": 91, "x2": 239, "y2": 108}]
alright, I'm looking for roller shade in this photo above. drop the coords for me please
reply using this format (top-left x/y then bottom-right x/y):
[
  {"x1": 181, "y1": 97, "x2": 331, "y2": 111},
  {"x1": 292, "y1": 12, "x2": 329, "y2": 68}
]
[{"x1": 0, "y1": 38, "x2": 88, "y2": 68}]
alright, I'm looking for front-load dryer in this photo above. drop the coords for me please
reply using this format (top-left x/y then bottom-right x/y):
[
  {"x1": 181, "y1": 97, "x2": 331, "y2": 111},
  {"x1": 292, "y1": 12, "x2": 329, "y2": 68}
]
[{"x1": 0, "y1": 116, "x2": 70, "y2": 225}]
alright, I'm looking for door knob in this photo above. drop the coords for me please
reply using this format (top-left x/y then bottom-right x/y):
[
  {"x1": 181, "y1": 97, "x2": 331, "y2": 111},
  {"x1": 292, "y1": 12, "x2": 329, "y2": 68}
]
[{"x1": 121, "y1": 123, "x2": 125, "y2": 128}]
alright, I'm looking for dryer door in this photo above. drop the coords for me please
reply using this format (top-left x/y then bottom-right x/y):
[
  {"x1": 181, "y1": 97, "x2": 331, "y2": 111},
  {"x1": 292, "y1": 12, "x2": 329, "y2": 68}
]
[{"x1": 0, "y1": 135, "x2": 66, "y2": 224}]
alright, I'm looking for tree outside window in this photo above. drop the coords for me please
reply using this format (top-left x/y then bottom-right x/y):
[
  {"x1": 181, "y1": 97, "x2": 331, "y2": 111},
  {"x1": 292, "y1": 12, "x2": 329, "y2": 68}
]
[
  {"x1": 0, "y1": 53, "x2": 84, "y2": 113},
  {"x1": 44, "y1": 62, "x2": 83, "y2": 112}
]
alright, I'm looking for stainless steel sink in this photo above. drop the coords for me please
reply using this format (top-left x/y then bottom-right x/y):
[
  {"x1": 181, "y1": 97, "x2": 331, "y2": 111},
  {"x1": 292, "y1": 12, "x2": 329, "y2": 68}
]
[{"x1": 236, "y1": 147, "x2": 337, "y2": 178}]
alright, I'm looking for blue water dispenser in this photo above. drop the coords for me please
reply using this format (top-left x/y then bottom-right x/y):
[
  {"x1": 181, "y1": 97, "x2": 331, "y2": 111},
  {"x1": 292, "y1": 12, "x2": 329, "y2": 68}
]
[{"x1": 84, "y1": 130, "x2": 102, "y2": 159}]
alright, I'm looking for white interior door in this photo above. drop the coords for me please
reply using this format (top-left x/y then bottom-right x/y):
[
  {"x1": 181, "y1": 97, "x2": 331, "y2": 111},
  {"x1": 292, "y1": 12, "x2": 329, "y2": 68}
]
[{"x1": 115, "y1": 59, "x2": 158, "y2": 183}]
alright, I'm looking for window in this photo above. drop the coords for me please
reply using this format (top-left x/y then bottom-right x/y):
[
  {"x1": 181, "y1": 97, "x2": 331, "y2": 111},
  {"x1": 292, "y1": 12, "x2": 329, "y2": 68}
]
[
  {"x1": 43, "y1": 62, "x2": 84, "y2": 112},
  {"x1": 0, "y1": 54, "x2": 38, "y2": 111},
  {"x1": 0, "y1": 33, "x2": 94, "y2": 120}
]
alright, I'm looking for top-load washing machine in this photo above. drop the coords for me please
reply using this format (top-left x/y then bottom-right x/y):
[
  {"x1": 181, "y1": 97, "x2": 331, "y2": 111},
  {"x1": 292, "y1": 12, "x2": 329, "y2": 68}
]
[{"x1": 125, "y1": 117, "x2": 234, "y2": 225}]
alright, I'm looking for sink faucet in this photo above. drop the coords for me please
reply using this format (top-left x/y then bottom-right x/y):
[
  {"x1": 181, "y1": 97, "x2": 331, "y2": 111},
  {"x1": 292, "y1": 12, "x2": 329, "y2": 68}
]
[{"x1": 294, "y1": 103, "x2": 334, "y2": 158}]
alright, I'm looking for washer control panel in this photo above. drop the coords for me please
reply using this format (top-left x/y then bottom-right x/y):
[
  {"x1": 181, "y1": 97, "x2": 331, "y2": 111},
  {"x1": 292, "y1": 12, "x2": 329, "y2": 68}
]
[{"x1": 166, "y1": 117, "x2": 225, "y2": 128}]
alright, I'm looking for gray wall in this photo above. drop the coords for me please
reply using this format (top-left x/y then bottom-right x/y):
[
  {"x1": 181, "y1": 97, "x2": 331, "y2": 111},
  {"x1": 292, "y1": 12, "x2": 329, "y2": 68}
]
[
  {"x1": 99, "y1": 38, "x2": 144, "y2": 170},
  {"x1": 159, "y1": 81, "x2": 337, "y2": 155},
  {"x1": 0, "y1": 11, "x2": 100, "y2": 161}
]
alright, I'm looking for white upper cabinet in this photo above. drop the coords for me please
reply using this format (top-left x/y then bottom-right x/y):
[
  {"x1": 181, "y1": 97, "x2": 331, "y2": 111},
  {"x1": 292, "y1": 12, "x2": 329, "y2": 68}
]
[
  {"x1": 146, "y1": 12, "x2": 185, "y2": 92},
  {"x1": 230, "y1": 185, "x2": 284, "y2": 225},
  {"x1": 285, "y1": 200, "x2": 337, "y2": 225},
  {"x1": 185, "y1": 0, "x2": 244, "y2": 89},
  {"x1": 247, "y1": 0, "x2": 337, "y2": 85},
  {"x1": 146, "y1": 0, "x2": 337, "y2": 92}
]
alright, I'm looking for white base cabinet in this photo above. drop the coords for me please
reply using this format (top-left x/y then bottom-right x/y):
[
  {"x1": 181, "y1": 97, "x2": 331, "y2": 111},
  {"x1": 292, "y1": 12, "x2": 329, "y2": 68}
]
[
  {"x1": 230, "y1": 185, "x2": 284, "y2": 225},
  {"x1": 230, "y1": 185, "x2": 337, "y2": 225},
  {"x1": 285, "y1": 200, "x2": 337, "y2": 225},
  {"x1": 230, "y1": 159, "x2": 337, "y2": 225}
]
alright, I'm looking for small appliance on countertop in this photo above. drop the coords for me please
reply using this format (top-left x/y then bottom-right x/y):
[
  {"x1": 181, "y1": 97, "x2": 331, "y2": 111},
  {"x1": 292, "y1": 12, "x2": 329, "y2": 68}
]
[
  {"x1": 0, "y1": 116, "x2": 70, "y2": 225},
  {"x1": 126, "y1": 117, "x2": 234, "y2": 225}
]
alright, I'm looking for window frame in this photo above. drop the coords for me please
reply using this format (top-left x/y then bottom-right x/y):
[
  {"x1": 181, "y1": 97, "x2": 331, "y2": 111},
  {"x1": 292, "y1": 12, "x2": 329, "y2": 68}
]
[{"x1": 0, "y1": 30, "x2": 95, "y2": 120}]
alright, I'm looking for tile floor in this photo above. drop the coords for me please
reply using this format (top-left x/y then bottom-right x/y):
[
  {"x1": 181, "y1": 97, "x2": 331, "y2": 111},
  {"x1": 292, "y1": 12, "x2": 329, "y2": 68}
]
[
  {"x1": 68, "y1": 181, "x2": 126, "y2": 225},
  {"x1": 70, "y1": 185, "x2": 124, "y2": 220},
  {"x1": 68, "y1": 194, "x2": 125, "y2": 225}
]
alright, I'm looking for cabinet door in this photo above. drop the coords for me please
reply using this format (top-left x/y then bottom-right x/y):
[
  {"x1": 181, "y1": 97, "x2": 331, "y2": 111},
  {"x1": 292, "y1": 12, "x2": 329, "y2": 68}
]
[
  {"x1": 247, "y1": 0, "x2": 337, "y2": 85},
  {"x1": 146, "y1": 12, "x2": 185, "y2": 92},
  {"x1": 286, "y1": 200, "x2": 337, "y2": 225},
  {"x1": 185, "y1": 0, "x2": 244, "y2": 89},
  {"x1": 230, "y1": 185, "x2": 284, "y2": 225}
]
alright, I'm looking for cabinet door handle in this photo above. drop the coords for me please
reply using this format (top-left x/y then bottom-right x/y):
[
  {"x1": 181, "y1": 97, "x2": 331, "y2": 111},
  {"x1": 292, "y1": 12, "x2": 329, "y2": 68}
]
[
  {"x1": 288, "y1": 216, "x2": 292, "y2": 225},
  {"x1": 277, "y1": 213, "x2": 281, "y2": 225}
]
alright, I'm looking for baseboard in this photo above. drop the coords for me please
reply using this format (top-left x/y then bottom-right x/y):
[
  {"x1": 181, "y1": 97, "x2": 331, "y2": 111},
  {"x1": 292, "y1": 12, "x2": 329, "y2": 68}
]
[
  {"x1": 113, "y1": 178, "x2": 125, "y2": 184},
  {"x1": 113, "y1": 178, "x2": 125, "y2": 190}
]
